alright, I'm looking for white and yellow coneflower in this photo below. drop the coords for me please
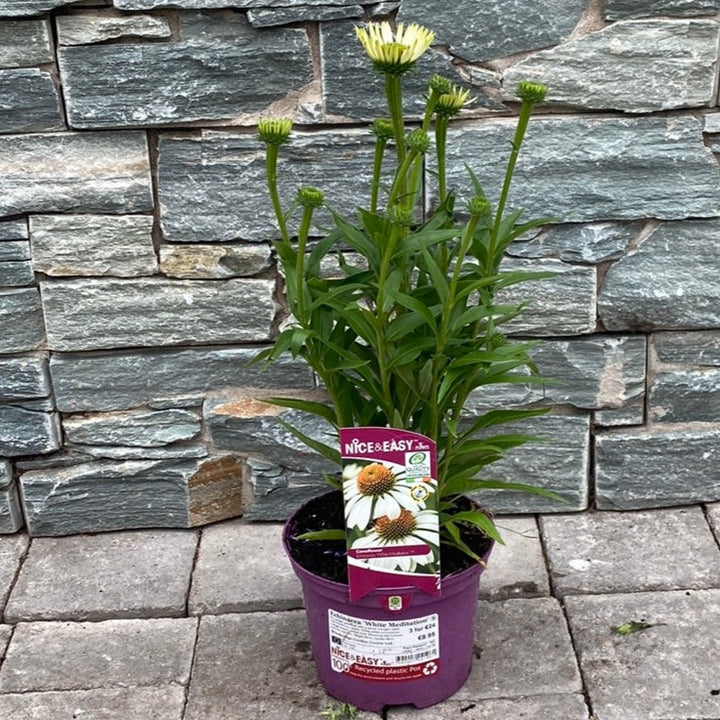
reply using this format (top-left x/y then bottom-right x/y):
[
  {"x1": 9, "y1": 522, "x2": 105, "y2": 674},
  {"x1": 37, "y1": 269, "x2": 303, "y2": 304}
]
[{"x1": 355, "y1": 21, "x2": 435, "y2": 75}]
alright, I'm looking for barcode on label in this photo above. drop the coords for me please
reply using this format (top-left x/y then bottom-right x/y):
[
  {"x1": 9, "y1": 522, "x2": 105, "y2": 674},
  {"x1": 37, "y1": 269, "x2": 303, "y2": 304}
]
[{"x1": 394, "y1": 650, "x2": 435, "y2": 663}]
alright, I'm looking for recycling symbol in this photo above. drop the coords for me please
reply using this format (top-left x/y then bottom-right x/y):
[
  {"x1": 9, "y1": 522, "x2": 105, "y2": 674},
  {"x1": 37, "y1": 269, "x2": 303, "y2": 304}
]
[{"x1": 422, "y1": 661, "x2": 438, "y2": 676}]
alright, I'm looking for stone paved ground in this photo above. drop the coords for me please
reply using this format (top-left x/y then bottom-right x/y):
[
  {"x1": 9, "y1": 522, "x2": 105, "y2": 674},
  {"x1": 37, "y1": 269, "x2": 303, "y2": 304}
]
[{"x1": 0, "y1": 504, "x2": 719, "y2": 720}]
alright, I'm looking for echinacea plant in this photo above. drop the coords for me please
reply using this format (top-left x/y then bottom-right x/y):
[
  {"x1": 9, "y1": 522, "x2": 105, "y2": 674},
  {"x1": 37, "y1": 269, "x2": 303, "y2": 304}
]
[{"x1": 255, "y1": 20, "x2": 557, "y2": 559}]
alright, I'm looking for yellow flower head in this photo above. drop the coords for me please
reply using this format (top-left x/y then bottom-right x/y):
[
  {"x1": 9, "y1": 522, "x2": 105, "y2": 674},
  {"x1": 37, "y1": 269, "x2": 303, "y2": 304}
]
[
  {"x1": 435, "y1": 86, "x2": 473, "y2": 117},
  {"x1": 257, "y1": 117, "x2": 292, "y2": 146},
  {"x1": 355, "y1": 21, "x2": 435, "y2": 75}
]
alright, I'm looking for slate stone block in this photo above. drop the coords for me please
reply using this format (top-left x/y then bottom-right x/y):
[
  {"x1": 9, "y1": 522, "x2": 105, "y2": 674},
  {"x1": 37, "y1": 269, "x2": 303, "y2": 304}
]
[
  {"x1": 19, "y1": 454, "x2": 243, "y2": 535},
  {"x1": 565, "y1": 590, "x2": 720, "y2": 720},
  {"x1": 600, "y1": 219, "x2": 720, "y2": 331},
  {"x1": 248, "y1": 4, "x2": 363, "y2": 26},
  {"x1": 0, "y1": 131, "x2": 153, "y2": 217},
  {"x1": 50, "y1": 346, "x2": 314, "y2": 412},
  {"x1": 541, "y1": 507, "x2": 720, "y2": 596},
  {"x1": 116, "y1": 0, "x2": 365, "y2": 7},
  {"x1": 441, "y1": 116, "x2": 720, "y2": 224},
  {"x1": 0, "y1": 354, "x2": 50, "y2": 401},
  {"x1": 158, "y1": 128, "x2": 377, "y2": 242},
  {"x1": 467, "y1": 334, "x2": 646, "y2": 412},
  {"x1": 0, "y1": 241, "x2": 30, "y2": 261},
  {"x1": 0, "y1": 260, "x2": 33, "y2": 286},
  {"x1": 0, "y1": 19, "x2": 52, "y2": 67},
  {"x1": 30, "y1": 215, "x2": 158, "y2": 277},
  {"x1": 205, "y1": 395, "x2": 337, "y2": 476},
  {"x1": 0, "y1": 617, "x2": 198, "y2": 692},
  {"x1": 0, "y1": 220, "x2": 27, "y2": 241},
  {"x1": 0, "y1": 481, "x2": 24, "y2": 533},
  {"x1": 504, "y1": 20, "x2": 720, "y2": 113},
  {"x1": 63, "y1": 408, "x2": 201, "y2": 447},
  {"x1": 605, "y1": 0, "x2": 720, "y2": 19},
  {"x1": 0, "y1": 69, "x2": 64, "y2": 134},
  {"x1": 159, "y1": 244, "x2": 272, "y2": 278},
  {"x1": 498, "y1": 259, "x2": 597, "y2": 336},
  {"x1": 472, "y1": 414, "x2": 591, "y2": 514},
  {"x1": 41, "y1": 277, "x2": 276, "y2": 351},
  {"x1": 59, "y1": 12, "x2": 313, "y2": 128},
  {"x1": 0, "y1": 405, "x2": 60, "y2": 457},
  {"x1": 56, "y1": 10, "x2": 172, "y2": 45},
  {"x1": 653, "y1": 329, "x2": 720, "y2": 365},
  {"x1": 0, "y1": 0, "x2": 77, "y2": 15},
  {"x1": 595, "y1": 427, "x2": 720, "y2": 509},
  {"x1": 650, "y1": 369, "x2": 720, "y2": 422},
  {"x1": 398, "y1": 0, "x2": 586, "y2": 62},
  {"x1": 508, "y1": 222, "x2": 640, "y2": 264}
]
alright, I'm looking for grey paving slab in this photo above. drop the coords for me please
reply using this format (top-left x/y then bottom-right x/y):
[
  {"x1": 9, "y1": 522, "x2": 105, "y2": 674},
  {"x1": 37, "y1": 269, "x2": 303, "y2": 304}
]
[
  {"x1": 0, "y1": 617, "x2": 197, "y2": 693},
  {"x1": 5, "y1": 529, "x2": 198, "y2": 622},
  {"x1": 188, "y1": 520, "x2": 302, "y2": 615},
  {"x1": 455, "y1": 597, "x2": 582, "y2": 701},
  {"x1": 565, "y1": 589, "x2": 720, "y2": 720},
  {"x1": 0, "y1": 686, "x2": 186, "y2": 720},
  {"x1": 0, "y1": 533, "x2": 27, "y2": 611},
  {"x1": 540, "y1": 506, "x2": 720, "y2": 596},
  {"x1": 388, "y1": 693, "x2": 591, "y2": 718},
  {"x1": 480, "y1": 516, "x2": 550, "y2": 600},
  {"x1": 184, "y1": 611, "x2": 328, "y2": 719}
]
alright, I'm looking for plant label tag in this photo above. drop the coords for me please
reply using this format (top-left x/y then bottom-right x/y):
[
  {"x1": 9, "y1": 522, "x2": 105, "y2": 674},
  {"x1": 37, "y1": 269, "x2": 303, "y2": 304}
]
[{"x1": 340, "y1": 427, "x2": 441, "y2": 602}]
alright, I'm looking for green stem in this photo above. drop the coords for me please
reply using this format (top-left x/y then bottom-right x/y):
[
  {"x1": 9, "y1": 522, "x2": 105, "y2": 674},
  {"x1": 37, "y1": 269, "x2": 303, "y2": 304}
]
[
  {"x1": 295, "y1": 205, "x2": 314, "y2": 324},
  {"x1": 385, "y1": 74, "x2": 407, "y2": 206},
  {"x1": 435, "y1": 114, "x2": 449, "y2": 207},
  {"x1": 265, "y1": 145, "x2": 289, "y2": 243},
  {"x1": 407, "y1": 89, "x2": 441, "y2": 214},
  {"x1": 488, "y1": 100, "x2": 534, "y2": 270},
  {"x1": 371, "y1": 137, "x2": 388, "y2": 214},
  {"x1": 387, "y1": 147, "x2": 420, "y2": 209}
]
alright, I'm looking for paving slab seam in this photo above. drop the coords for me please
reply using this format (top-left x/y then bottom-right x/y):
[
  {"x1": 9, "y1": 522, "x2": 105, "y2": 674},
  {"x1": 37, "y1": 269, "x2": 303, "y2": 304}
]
[
  {"x1": 184, "y1": 526, "x2": 204, "y2": 618},
  {"x1": 702, "y1": 503, "x2": 720, "y2": 553},
  {"x1": 180, "y1": 616, "x2": 203, "y2": 720},
  {"x1": 1, "y1": 536, "x2": 31, "y2": 625},
  {"x1": 535, "y1": 515, "x2": 598, "y2": 718}
]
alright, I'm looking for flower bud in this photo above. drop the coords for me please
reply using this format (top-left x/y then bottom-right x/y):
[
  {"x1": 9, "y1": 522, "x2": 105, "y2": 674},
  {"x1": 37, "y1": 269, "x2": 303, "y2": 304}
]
[
  {"x1": 516, "y1": 81, "x2": 547, "y2": 104},
  {"x1": 257, "y1": 118, "x2": 292, "y2": 146},
  {"x1": 429, "y1": 74, "x2": 453, "y2": 95},
  {"x1": 371, "y1": 118, "x2": 395, "y2": 140},
  {"x1": 487, "y1": 332, "x2": 506, "y2": 350},
  {"x1": 435, "y1": 86, "x2": 472, "y2": 117},
  {"x1": 466, "y1": 195, "x2": 490, "y2": 217},
  {"x1": 296, "y1": 186, "x2": 325, "y2": 209},
  {"x1": 406, "y1": 128, "x2": 430, "y2": 154},
  {"x1": 387, "y1": 204, "x2": 414, "y2": 227}
]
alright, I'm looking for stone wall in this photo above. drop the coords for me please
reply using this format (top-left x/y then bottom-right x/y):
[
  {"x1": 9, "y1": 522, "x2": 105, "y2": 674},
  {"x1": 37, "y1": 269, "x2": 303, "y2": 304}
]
[{"x1": 2, "y1": 0, "x2": 720, "y2": 534}]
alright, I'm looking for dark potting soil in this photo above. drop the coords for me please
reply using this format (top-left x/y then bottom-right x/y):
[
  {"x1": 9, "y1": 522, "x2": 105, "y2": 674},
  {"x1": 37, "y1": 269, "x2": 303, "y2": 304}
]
[{"x1": 286, "y1": 490, "x2": 493, "y2": 584}]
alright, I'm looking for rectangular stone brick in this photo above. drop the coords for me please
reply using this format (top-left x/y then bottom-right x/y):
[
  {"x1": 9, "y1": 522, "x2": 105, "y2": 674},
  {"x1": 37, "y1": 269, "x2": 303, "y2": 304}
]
[
  {"x1": 0, "y1": 481, "x2": 25, "y2": 533},
  {"x1": 0, "y1": 68, "x2": 63, "y2": 134},
  {"x1": 653, "y1": 329, "x2": 720, "y2": 365},
  {"x1": 0, "y1": 241, "x2": 30, "y2": 262},
  {"x1": 650, "y1": 368, "x2": 720, "y2": 422},
  {"x1": 0, "y1": 131, "x2": 152, "y2": 217},
  {"x1": 0, "y1": 289, "x2": 45, "y2": 355},
  {"x1": 56, "y1": 10, "x2": 172, "y2": 45},
  {"x1": 0, "y1": 405, "x2": 60, "y2": 457},
  {"x1": 442, "y1": 116, "x2": 720, "y2": 224},
  {"x1": 50, "y1": 347, "x2": 314, "y2": 412},
  {"x1": 58, "y1": 12, "x2": 313, "y2": 128},
  {"x1": 19, "y1": 454, "x2": 243, "y2": 535},
  {"x1": 0, "y1": 260, "x2": 33, "y2": 286},
  {"x1": 0, "y1": 18, "x2": 52, "y2": 67},
  {"x1": 596, "y1": 427, "x2": 720, "y2": 509},
  {"x1": 0, "y1": 354, "x2": 50, "y2": 401},
  {"x1": 41, "y1": 277, "x2": 276, "y2": 351},
  {"x1": 0, "y1": 220, "x2": 28, "y2": 240},
  {"x1": 0, "y1": 617, "x2": 198, "y2": 692},
  {"x1": 30, "y1": 214, "x2": 158, "y2": 277}
]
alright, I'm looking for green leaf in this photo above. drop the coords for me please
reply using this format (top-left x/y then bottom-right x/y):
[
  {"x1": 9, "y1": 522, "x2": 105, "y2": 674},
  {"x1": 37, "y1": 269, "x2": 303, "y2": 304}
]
[
  {"x1": 296, "y1": 529, "x2": 346, "y2": 542},
  {"x1": 448, "y1": 509, "x2": 504, "y2": 545},
  {"x1": 264, "y1": 396, "x2": 338, "y2": 426},
  {"x1": 274, "y1": 417, "x2": 341, "y2": 466}
]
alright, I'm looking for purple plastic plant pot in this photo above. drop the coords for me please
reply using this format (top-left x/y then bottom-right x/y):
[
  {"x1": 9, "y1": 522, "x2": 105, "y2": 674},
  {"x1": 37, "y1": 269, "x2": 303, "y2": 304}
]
[{"x1": 283, "y1": 495, "x2": 494, "y2": 712}]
